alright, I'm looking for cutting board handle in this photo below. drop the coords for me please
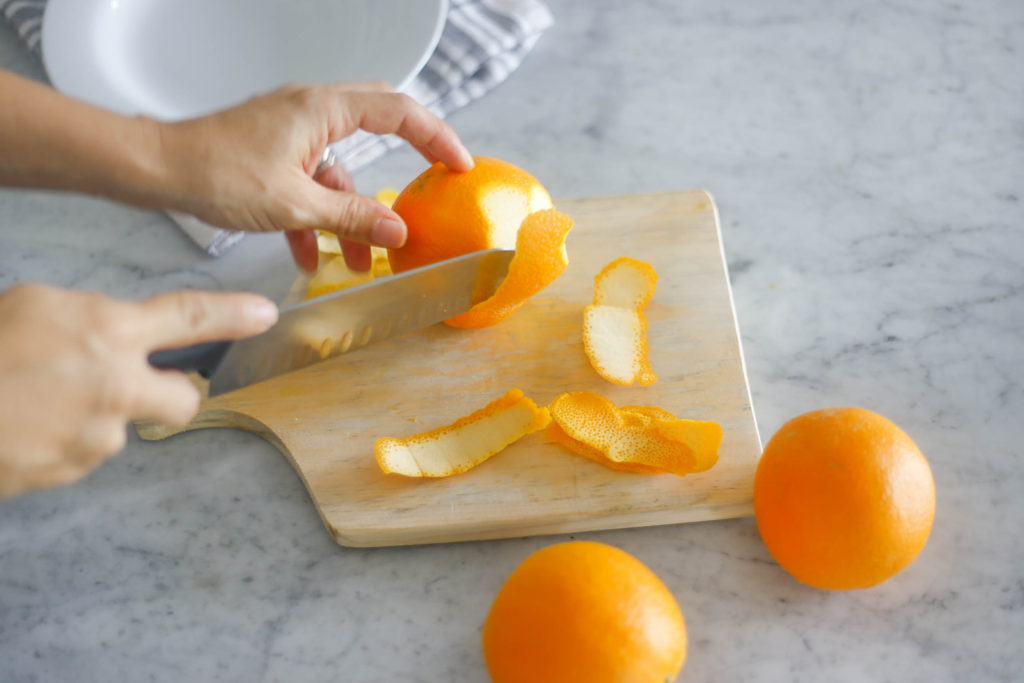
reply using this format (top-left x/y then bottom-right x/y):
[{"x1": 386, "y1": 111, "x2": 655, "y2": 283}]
[
  {"x1": 134, "y1": 405, "x2": 279, "y2": 447},
  {"x1": 134, "y1": 372, "x2": 213, "y2": 440}
]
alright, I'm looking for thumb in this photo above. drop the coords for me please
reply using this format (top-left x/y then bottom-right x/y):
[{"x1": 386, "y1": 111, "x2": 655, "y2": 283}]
[
  {"x1": 140, "y1": 291, "x2": 279, "y2": 350},
  {"x1": 312, "y1": 185, "x2": 407, "y2": 249}
]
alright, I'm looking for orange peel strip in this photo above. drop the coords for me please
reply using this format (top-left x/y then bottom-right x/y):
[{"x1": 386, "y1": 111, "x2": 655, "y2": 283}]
[
  {"x1": 375, "y1": 389, "x2": 551, "y2": 477},
  {"x1": 445, "y1": 209, "x2": 574, "y2": 329},
  {"x1": 305, "y1": 255, "x2": 374, "y2": 299},
  {"x1": 547, "y1": 391, "x2": 721, "y2": 476},
  {"x1": 316, "y1": 230, "x2": 344, "y2": 255},
  {"x1": 621, "y1": 405, "x2": 677, "y2": 422},
  {"x1": 374, "y1": 187, "x2": 399, "y2": 208},
  {"x1": 546, "y1": 422, "x2": 664, "y2": 475},
  {"x1": 583, "y1": 257, "x2": 658, "y2": 386},
  {"x1": 304, "y1": 248, "x2": 392, "y2": 300}
]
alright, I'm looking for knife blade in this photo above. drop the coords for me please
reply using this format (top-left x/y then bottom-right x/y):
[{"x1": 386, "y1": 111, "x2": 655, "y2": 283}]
[{"x1": 148, "y1": 248, "x2": 515, "y2": 396}]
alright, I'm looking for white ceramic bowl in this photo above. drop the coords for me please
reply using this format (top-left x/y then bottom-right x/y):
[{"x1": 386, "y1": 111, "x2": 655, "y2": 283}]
[{"x1": 42, "y1": 0, "x2": 448, "y2": 120}]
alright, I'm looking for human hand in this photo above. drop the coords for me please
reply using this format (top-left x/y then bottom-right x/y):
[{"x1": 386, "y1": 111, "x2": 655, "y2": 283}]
[
  {"x1": 157, "y1": 82, "x2": 474, "y2": 273},
  {"x1": 0, "y1": 284, "x2": 278, "y2": 499}
]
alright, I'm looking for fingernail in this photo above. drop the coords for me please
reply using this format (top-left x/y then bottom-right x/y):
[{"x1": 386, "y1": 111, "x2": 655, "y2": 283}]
[
  {"x1": 371, "y1": 217, "x2": 407, "y2": 248},
  {"x1": 249, "y1": 299, "x2": 279, "y2": 328},
  {"x1": 459, "y1": 147, "x2": 475, "y2": 171}
]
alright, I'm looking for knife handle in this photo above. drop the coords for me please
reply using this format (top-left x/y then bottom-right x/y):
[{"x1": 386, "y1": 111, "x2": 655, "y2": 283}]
[{"x1": 148, "y1": 341, "x2": 231, "y2": 379}]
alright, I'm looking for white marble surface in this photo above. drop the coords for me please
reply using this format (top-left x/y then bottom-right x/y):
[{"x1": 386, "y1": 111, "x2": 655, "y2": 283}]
[{"x1": 1, "y1": 1, "x2": 1022, "y2": 680}]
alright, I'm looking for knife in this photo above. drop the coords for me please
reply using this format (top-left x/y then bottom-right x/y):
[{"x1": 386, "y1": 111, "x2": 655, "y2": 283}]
[{"x1": 148, "y1": 248, "x2": 515, "y2": 397}]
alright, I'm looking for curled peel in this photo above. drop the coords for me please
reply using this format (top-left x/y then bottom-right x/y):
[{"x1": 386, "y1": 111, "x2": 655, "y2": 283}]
[
  {"x1": 374, "y1": 187, "x2": 399, "y2": 208},
  {"x1": 546, "y1": 391, "x2": 721, "y2": 476},
  {"x1": 583, "y1": 257, "x2": 658, "y2": 385},
  {"x1": 375, "y1": 389, "x2": 551, "y2": 477},
  {"x1": 307, "y1": 189, "x2": 398, "y2": 300},
  {"x1": 304, "y1": 247, "x2": 392, "y2": 300},
  {"x1": 445, "y1": 209, "x2": 574, "y2": 329}
]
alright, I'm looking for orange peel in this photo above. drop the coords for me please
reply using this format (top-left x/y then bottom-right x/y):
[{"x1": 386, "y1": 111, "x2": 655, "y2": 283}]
[
  {"x1": 315, "y1": 230, "x2": 345, "y2": 255},
  {"x1": 374, "y1": 187, "x2": 399, "y2": 208},
  {"x1": 546, "y1": 391, "x2": 721, "y2": 476},
  {"x1": 314, "y1": 185, "x2": 398, "y2": 256},
  {"x1": 304, "y1": 248, "x2": 392, "y2": 300},
  {"x1": 445, "y1": 209, "x2": 574, "y2": 329},
  {"x1": 583, "y1": 257, "x2": 658, "y2": 386},
  {"x1": 375, "y1": 389, "x2": 551, "y2": 477}
]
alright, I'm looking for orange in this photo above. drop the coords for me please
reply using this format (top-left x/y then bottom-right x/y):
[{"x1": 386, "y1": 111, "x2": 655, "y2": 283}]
[
  {"x1": 483, "y1": 541, "x2": 687, "y2": 683},
  {"x1": 388, "y1": 156, "x2": 553, "y2": 274},
  {"x1": 753, "y1": 407, "x2": 935, "y2": 590}
]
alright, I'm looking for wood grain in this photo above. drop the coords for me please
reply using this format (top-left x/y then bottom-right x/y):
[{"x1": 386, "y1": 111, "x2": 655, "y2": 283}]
[{"x1": 135, "y1": 191, "x2": 762, "y2": 547}]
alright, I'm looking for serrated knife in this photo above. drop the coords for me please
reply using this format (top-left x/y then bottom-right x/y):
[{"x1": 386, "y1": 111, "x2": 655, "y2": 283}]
[{"x1": 148, "y1": 248, "x2": 514, "y2": 397}]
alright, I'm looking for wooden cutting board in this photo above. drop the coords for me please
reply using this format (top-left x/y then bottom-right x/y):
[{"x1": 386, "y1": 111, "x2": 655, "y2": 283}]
[{"x1": 136, "y1": 191, "x2": 761, "y2": 547}]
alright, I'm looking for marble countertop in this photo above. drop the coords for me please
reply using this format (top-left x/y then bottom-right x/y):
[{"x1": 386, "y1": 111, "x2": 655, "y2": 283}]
[{"x1": 2, "y1": 1, "x2": 1021, "y2": 680}]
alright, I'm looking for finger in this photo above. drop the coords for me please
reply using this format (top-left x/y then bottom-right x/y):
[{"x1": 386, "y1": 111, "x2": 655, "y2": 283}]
[
  {"x1": 71, "y1": 417, "x2": 127, "y2": 467},
  {"x1": 286, "y1": 229, "x2": 319, "y2": 273},
  {"x1": 315, "y1": 162, "x2": 355, "y2": 192},
  {"x1": 338, "y1": 81, "x2": 395, "y2": 94},
  {"x1": 332, "y1": 91, "x2": 473, "y2": 172},
  {"x1": 280, "y1": 80, "x2": 394, "y2": 96},
  {"x1": 314, "y1": 166, "x2": 372, "y2": 271},
  {"x1": 133, "y1": 370, "x2": 202, "y2": 427},
  {"x1": 309, "y1": 185, "x2": 407, "y2": 249},
  {"x1": 8, "y1": 462, "x2": 88, "y2": 497},
  {"x1": 140, "y1": 291, "x2": 279, "y2": 350},
  {"x1": 341, "y1": 240, "x2": 372, "y2": 272}
]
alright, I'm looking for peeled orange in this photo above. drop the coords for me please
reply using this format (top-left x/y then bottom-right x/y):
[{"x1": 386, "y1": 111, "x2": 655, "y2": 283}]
[{"x1": 388, "y1": 156, "x2": 553, "y2": 274}]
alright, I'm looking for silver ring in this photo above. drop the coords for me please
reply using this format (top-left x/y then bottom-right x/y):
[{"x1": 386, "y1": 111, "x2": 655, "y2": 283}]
[{"x1": 313, "y1": 147, "x2": 337, "y2": 178}]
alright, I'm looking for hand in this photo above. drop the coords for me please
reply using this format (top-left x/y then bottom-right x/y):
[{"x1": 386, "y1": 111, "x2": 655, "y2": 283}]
[
  {"x1": 158, "y1": 82, "x2": 475, "y2": 272},
  {"x1": 0, "y1": 283, "x2": 278, "y2": 499}
]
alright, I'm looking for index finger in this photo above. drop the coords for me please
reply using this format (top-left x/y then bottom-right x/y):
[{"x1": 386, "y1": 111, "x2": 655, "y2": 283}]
[
  {"x1": 139, "y1": 291, "x2": 279, "y2": 350},
  {"x1": 329, "y1": 89, "x2": 475, "y2": 172}
]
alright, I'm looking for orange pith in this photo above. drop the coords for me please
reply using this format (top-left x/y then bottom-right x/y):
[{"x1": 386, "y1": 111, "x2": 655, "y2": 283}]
[
  {"x1": 388, "y1": 156, "x2": 553, "y2": 275},
  {"x1": 375, "y1": 389, "x2": 550, "y2": 477},
  {"x1": 546, "y1": 391, "x2": 721, "y2": 476},
  {"x1": 753, "y1": 407, "x2": 936, "y2": 590},
  {"x1": 445, "y1": 209, "x2": 574, "y2": 328},
  {"x1": 583, "y1": 257, "x2": 659, "y2": 386},
  {"x1": 483, "y1": 541, "x2": 687, "y2": 683}
]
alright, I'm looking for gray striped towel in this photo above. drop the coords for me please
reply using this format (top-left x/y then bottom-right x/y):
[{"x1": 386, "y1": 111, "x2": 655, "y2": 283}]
[{"x1": 0, "y1": 0, "x2": 553, "y2": 255}]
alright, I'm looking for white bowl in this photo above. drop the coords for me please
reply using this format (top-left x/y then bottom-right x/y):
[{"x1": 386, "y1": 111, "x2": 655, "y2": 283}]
[{"x1": 42, "y1": 0, "x2": 448, "y2": 120}]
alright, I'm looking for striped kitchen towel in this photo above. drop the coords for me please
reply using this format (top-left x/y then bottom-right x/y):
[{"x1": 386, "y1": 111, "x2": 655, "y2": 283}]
[{"x1": 0, "y1": 0, "x2": 553, "y2": 255}]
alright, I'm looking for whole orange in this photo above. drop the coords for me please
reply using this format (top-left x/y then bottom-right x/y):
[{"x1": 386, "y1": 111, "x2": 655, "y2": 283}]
[
  {"x1": 388, "y1": 156, "x2": 553, "y2": 274},
  {"x1": 482, "y1": 541, "x2": 687, "y2": 683},
  {"x1": 754, "y1": 407, "x2": 935, "y2": 590}
]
